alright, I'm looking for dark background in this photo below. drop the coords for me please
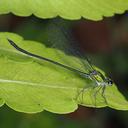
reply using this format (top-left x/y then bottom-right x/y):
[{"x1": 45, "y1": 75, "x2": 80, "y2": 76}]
[{"x1": 0, "y1": 13, "x2": 128, "y2": 128}]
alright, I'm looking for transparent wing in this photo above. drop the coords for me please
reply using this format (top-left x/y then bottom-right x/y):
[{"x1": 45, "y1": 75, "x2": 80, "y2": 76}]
[{"x1": 41, "y1": 19, "x2": 94, "y2": 74}]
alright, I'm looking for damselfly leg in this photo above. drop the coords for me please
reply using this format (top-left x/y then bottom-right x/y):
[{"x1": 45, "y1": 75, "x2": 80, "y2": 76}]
[{"x1": 93, "y1": 86, "x2": 105, "y2": 106}]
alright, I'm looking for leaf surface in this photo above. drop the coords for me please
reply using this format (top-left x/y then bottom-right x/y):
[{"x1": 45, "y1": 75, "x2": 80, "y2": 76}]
[
  {"x1": 0, "y1": 32, "x2": 128, "y2": 113},
  {"x1": 0, "y1": 0, "x2": 128, "y2": 20}
]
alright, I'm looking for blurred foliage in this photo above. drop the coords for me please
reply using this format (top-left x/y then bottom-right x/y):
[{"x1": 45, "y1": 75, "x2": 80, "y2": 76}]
[{"x1": 1, "y1": 105, "x2": 128, "y2": 128}]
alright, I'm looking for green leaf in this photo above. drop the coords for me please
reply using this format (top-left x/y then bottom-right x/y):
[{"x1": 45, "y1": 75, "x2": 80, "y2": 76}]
[
  {"x1": 0, "y1": 0, "x2": 128, "y2": 20},
  {"x1": 0, "y1": 32, "x2": 128, "y2": 114}
]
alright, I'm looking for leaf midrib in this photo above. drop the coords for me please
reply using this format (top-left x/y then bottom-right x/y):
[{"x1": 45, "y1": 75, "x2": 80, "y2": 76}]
[{"x1": 0, "y1": 78, "x2": 80, "y2": 90}]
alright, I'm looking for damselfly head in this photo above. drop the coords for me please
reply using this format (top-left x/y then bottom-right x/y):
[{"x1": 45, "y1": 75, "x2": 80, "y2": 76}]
[{"x1": 105, "y1": 78, "x2": 113, "y2": 86}]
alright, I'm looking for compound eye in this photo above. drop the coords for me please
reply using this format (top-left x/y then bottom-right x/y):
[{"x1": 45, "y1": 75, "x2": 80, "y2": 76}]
[
  {"x1": 105, "y1": 77, "x2": 113, "y2": 86},
  {"x1": 108, "y1": 80, "x2": 113, "y2": 86}
]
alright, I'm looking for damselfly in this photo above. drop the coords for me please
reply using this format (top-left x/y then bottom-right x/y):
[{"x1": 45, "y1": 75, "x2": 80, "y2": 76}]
[{"x1": 8, "y1": 39, "x2": 113, "y2": 105}]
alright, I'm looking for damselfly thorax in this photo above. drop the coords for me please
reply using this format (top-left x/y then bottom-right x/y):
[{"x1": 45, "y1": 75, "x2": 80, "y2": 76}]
[{"x1": 89, "y1": 70, "x2": 113, "y2": 86}]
